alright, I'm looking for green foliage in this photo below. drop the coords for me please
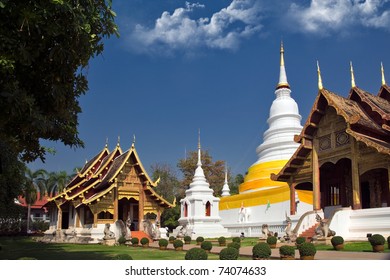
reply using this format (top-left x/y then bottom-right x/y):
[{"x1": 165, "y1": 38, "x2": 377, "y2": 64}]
[
  {"x1": 173, "y1": 239, "x2": 184, "y2": 249},
  {"x1": 117, "y1": 236, "x2": 127, "y2": 245},
  {"x1": 219, "y1": 247, "x2": 239, "y2": 260},
  {"x1": 140, "y1": 237, "x2": 149, "y2": 245},
  {"x1": 298, "y1": 242, "x2": 317, "y2": 257},
  {"x1": 295, "y1": 236, "x2": 306, "y2": 245},
  {"x1": 252, "y1": 243, "x2": 271, "y2": 259},
  {"x1": 368, "y1": 234, "x2": 385, "y2": 246},
  {"x1": 232, "y1": 237, "x2": 241, "y2": 243},
  {"x1": 161, "y1": 205, "x2": 180, "y2": 231},
  {"x1": 184, "y1": 247, "x2": 208, "y2": 260},
  {"x1": 169, "y1": 236, "x2": 176, "y2": 242},
  {"x1": 196, "y1": 236, "x2": 204, "y2": 243},
  {"x1": 201, "y1": 241, "x2": 213, "y2": 251},
  {"x1": 218, "y1": 236, "x2": 226, "y2": 245},
  {"x1": 331, "y1": 236, "x2": 344, "y2": 246},
  {"x1": 158, "y1": 239, "x2": 168, "y2": 247},
  {"x1": 112, "y1": 254, "x2": 133, "y2": 260},
  {"x1": 279, "y1": 245, "x2": 295, "y2": 257},
  {"x1": 151, "y1": 163, "x2": 180, "y2": 203},
  {"x1": 131, "y1": 237, "x2": 139, "y2": 245},
  {"x1": 266, "y1": 235, "x2": 277, "y2": 245},
  {"x1": 227, "y1": 242, "x2": 241, "y2": 250},
  {"x1": 0, "y1": 0, "x2": 118, "y2": 162},
  {"x1": 184, "y1": 236, "x2": 191, "y2": 243}
]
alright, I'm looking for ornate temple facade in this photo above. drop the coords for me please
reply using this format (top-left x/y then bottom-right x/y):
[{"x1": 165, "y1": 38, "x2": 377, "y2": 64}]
[
  {"x1": 271, "y1": 63, "x2": 390, "y2": 239},
  {"x1": 44, "y1": 140, "x2": 174, "y2": 243}
]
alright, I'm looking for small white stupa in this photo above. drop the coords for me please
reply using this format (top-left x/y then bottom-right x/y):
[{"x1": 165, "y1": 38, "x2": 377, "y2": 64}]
[{"x1": 173, "y1": 131, "x2": 230, "y2": 238}]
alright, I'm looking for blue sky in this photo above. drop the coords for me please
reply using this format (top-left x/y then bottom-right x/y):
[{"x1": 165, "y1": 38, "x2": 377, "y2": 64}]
[{"x1": 29, "y1": 0, "x2": 390, "y2": 179}]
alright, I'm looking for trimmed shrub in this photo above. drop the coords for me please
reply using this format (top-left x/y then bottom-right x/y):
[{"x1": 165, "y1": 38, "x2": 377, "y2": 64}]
[
  {"x1": 298, "y1": 242, "x2": 317, "y2": 257},
  {"x1": 112, "y1": 254, "x2": 133, "y2": 260},
  {"x1": 218, "y1": 236, "x2": 226, "y2": 245},
  {"x1": 158, "y1": 239, "x2": 168, "y2": 247},
  {"x1": 331, "y1": 236, "x2": 344, "y2": 246},
  {"x1": 232, "y1": 237, "x2": 241, "y2": 243},
  {"x1": 227, "y1": 242, "x2": 241, "y2": 250},
  {"x1": 266, "y1": 235, "x2": 277, "y2": 245},
  {"x1": 219, "y1": 247, "x2": 239, "y2": 260},
  {"x1": 196, "y1": 236, "x2": 205, "y2": 244},
  {"x1": 279, "y1": 245, "x2": 295, "y2": 257},
  {"x1": 368, "y1": 234, "x2": 386, "y2": 246},
  {"x1": 140, "y1": 237, "x2": 149, "y2": 245},
  {"x1": 118, "y1": 236, "x2": 127, "y2": 245},
  {"x1": 201, "y1": 241, "x2": 213, "y2": 251},
  {"x1": 185, "y1": 248, "x2": 208, "y2": 260},
  {"x1": 295, "y1": 236, "x2": 306, "y2": 247},
  {"x1": 252, "y1": 243, "x2": 271, "y2": 259},
  {"x1": 184, "y1": 235, "x2": 192, "y2": 244},
  {"x1": 173, "y1": 239, "x2": 184, "y2": 249},
  {"x1": 169, "y1": 236, "x2": 176, "y2": 243},
  {"x1": 131, "y1": 237, "x2": 139, "y2": 246}
]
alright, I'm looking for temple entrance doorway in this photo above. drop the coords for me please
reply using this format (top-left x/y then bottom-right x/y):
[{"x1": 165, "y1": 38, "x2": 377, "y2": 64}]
[{"x1": 118, "y1": 198, "x2": 139, "y2": 231}]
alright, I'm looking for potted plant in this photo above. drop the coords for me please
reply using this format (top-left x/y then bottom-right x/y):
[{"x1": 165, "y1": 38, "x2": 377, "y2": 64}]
[
  {"x1": 266, "y1": 235, "x2": 278, "y2": 248},
  {"x1": 298, "y1": 242, "x2": 316, "y2": 260},
  {"x1": 185, "y1": 247, "x2": 208, "y2": 260},
  {"x1": 219, "y1": 247, "x2": 239, "y2": 260},
  {"x1": 169, "y1": 236, "x2": 176, "y2": 244},
  {"x1": 295, "y1": 236, "x2": 306, "y2": 248},
  {"x1": 252, "y1": 242, "x2": 271, "y2": 260},
  {"x1": 131, "y1": 237, "x2": 139, "y2": 247},
  {"x1": 331, "y1": 236, "x2": 344, "y2": 251},
  {"x1": 201, "y1": 241, "x2": 213, "y2": 253},
  {"x1": 218, "y1": 236, "x2": 226, "y2": 246},
  {"x1": 140, "y1": 237, "x2": 149, "y2": 247},
  {"x1": 368, "y1": 234, "x2": 385, "y2": 252},
  {"x1": 158, "y1": 238, "x2": 168, "y2": 250},
  {"x1": 196, "y1": 236, "x2": 204, "y2": 245},
  {"x1": 184, "y1": 235, "x2": 192, "y2": 245},
  {"x1": 279, "y1": 245, "x2": 295, "y2": 260},
  {"x1": 173, "y1": 239, "x2": 184, "y2": 251}
]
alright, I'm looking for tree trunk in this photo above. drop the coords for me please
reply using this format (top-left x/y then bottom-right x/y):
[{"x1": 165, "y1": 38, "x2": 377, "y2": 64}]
[{"x1": 27, "y1": 204, "x2": 31, "y2": 234}]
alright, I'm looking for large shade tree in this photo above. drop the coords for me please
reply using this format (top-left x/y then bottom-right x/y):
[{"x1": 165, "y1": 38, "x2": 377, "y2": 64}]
[{"x1": 0, "y1": 0, "x2": 118, "y2": 162}]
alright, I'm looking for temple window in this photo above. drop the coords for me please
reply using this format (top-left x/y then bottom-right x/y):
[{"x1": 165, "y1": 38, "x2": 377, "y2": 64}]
[
  {"x1": 184, "y1": 203, "x2": 188, "y2": 217},
  {"x1": 205, "y1": 201, "x2": 211, "y2": 217}
]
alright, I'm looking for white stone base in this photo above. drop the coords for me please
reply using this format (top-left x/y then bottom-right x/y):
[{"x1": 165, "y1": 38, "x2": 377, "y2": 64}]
[{"x1": 173, "y1": 222, "x2": 231, "y2": 239}]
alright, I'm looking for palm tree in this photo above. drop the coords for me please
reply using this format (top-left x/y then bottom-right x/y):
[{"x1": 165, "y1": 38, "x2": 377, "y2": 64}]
[
  {"x1": 23, "y1": 168, "x2": 47, "y2": 234},
  {"x1": 45, "y1": 171, "x2": 70, "y2": 197}
]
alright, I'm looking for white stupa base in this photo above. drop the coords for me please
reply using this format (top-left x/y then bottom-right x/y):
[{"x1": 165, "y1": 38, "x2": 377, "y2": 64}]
[{"x1": 173, "y1": 220, "x2": 231, "y2": 239}]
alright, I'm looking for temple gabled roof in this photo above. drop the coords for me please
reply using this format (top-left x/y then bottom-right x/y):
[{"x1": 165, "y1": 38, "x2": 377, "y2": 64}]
[{"x1": 272, "y1": 85, "x2": 390, "y2": 182}]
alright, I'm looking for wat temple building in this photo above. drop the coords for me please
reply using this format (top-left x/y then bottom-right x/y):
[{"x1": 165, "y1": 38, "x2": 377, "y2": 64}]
[
  {"x1": 44, "y1": 140, "x2": 174, "y2": 243},
  {"x1": 219, "y1": 44, "x2": 313, "y2": 233}
]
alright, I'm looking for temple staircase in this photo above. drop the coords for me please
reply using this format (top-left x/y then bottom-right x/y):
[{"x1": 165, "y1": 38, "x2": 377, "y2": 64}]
[
  {"x1": 131, "y1": 231, "x2": 153, "y2": 243},
  {"x1": 298, "y1": 223, "x2": 319, "y2": 241}
]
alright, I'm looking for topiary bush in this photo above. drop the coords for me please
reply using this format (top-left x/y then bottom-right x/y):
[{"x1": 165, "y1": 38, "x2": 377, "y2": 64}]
[
  {"x1": 184, "y1": 235, "x2": 192, "y2": 244},
  {"x1": 219, "y1": 247, "x2": 239, "y2": 260},
  {"x1": 252, "y1": 243, "x2": 271, "y2": 259},
  {"x1": 279, "y1": 245, "x2": 295, "y2": 258},
  {"x1": 118, "y1": 235, "x2": 127, "y2": 245},
  {"x1": 140, "y1": 237, "x2": 149, "y2": 245},
  {"x1": 112, "y1": 254, "x2": 133, "y2": 260},
  {"x1": 196, "y1": 236, "x2": 204, "y2": 244},
  {"x1": 295, "y1": 236, "x2": 306, "y2": 247},
  {"x1": 298, "y1": 242, "x2": 316, "y2": 258},
  {"x1": 227, "y1": 242, "x2": 241, "y2": 250},
  {"x1": 331, "y1": 236, "x2": 344, "y2": 246},
  {"x1": 185, "y1": 247, "x2": 208, "y2": 260},
  {"x1": 368, "y1": 234, "x2": 386, "y2": 246},
  {"x1": 232, "y1": 237, "x2": 241, "y2": 243},
  {"x1": 169, "y1": 236, "x2": 176, "y2": 243},
  {"x1": 201, "y1": 241, "x2": 213, "y2": 251},
  {"x1": 173, "y1": 239, "x2": 184, "y2": 249},
  {"x1": 131, "y1": 237, "x2": 139, "y2": 246},
  {"x1": 218, "y1": 236, "x2": 226, "y2": 246},
  {"x1": 158, "y1": 238, "x2": 168, "y2": 248},
  {"x1": 266, "y1": 235, "x2": 277, "y2": 245}
]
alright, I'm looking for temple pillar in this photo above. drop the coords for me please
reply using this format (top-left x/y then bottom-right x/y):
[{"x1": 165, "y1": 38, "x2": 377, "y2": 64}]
[
  {"x1": 351, "y1": 138, "x2": 361, "y2": 209},
  {"x1": 56, "y1": 206, "x2": 62, "y2": 230},
  {"x1": 113, "y1": 187, "x2": 118, "y2": 221},
  {"x1": 139, "y1": 185, "x2": 145, "y2": 231},
  {"x1": 75, "y1": 209, "x2": 80, "y2": 228},
  {"x1": 93, "y1": 213, "x2": 98, "y2": 228},
  {"x1": 312, "y1": 140, "x2": 321, "y2": 211},
  {"x1": 289, "y1": 181, "x2": 297, "y2": 215}
]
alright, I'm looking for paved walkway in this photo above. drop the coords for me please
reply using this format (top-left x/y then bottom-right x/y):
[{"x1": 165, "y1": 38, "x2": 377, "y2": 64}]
[{"x1": 149, "y1": 241, "x2": 390, "y2": 260}]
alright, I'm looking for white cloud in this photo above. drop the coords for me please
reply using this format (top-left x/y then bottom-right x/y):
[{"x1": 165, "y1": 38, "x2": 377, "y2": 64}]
[
  {"x1": 127, "y1": 0, "x2": 263, "y2": 55},
  {"x1": 288, "y1": 0, "x2": 390, "y2": 35}
]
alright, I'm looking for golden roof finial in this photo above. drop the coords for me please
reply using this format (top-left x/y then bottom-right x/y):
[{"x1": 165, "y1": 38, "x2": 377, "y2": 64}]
[
  {"x1": 105, "y1": 137, "x2": 108, "y2": 148},
  {"x1": 117, "y1": 135, "x2": 120, "y2": 146},
  {"x1": 381, "y1": 62, "x2": 386, "y2": 85},
  {"x1": 280, "y1": 40, "x2": 285, "y2": 67},
  {"x1": 350, "y1": 61, "x2": 356, "y2": 88},
  {"x1": 317, "y1": 61, "x2": 323, "y2": 90},
  {"x1": 132, "y1": 134, "x2": 136, "y2": 147}
]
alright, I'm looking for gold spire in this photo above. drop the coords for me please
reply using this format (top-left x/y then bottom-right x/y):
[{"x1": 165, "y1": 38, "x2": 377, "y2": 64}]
[
  {"x1": 350, "y1": 61, "x2": 356, "y2": 88},
  {"x1": 132, "y1": 134, "x2": 136, "y2": 147},
  {"x1": 317, "y1": 61, "x2": 323, "y2": 90},
  {"x1": 105, "y1": 137, "x2": 108, "y2": 148},
  {"x1": 276, "y1": 41, "x2": 290, "y2": 89},
  {"x1": 381, "y1": 62, "x2": 386, "y2": 85},
  {"x1": 280, "y1": 41, "x2": 285, "y2": 67},
  {"x1": 117, "y1": 135, "x2": 120, "y2": 146}
]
